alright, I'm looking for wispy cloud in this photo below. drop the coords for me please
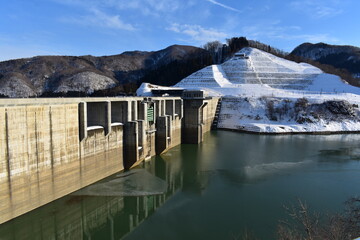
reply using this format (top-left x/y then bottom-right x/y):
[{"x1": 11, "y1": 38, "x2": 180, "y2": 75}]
[
  {"x1": 289, "y1": 34, "x2": 339, "y2": 43},
  {"x1": 243, "y1": 22, "x2": 301, "y2": 39},
  {"x1": 205, "y1": 0, "x2": 242, "y2": 13},
  {"x1": 167, "y1": 23, "x2": 228, "y2": 43},
  {"x1": 53, "y1": 0, "x2": 182, "y2": 15},
  {"x1": 61, "y1": 8, "x2": 136, "y2": 31},
  {"x1": 242, "y1": 23, "x2": 339, "y2": 44},
  {"x1": 290, "y1": 0, "x2": 343, "y2": 18}
]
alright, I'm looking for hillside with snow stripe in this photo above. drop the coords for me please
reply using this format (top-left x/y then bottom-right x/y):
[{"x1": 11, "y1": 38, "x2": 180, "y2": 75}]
[
  {"x1": 138, "y1": 47, "x2": 360, "y2": 133},
  {"x1": 171, "y1": 47, "x2": 360, "y2": 97},
  {"x1": 175, "y1": 47, "x2": 326, "y2": 92}
]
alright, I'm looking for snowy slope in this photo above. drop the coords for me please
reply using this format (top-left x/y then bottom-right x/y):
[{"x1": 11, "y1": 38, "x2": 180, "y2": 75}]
[
  {"x1": 175, "y1": 47, "x2": 325, "y2": 92},
  {"x1": 138, "y1": 47, "x2": 360, "y2": 133},
  {"x1": 55, "y1": 71, "x2": 117, "y2": 94}
]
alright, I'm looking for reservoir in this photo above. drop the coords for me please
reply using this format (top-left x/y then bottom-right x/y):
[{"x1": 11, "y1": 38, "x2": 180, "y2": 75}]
[{"x1": 2, "y1": 131, "x2": 360, "y2": 239}]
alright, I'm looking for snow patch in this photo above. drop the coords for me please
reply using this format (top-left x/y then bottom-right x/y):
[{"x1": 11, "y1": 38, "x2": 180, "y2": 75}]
[{"x1": 55, "y1": 71, "x2": 117, "y2": 94}]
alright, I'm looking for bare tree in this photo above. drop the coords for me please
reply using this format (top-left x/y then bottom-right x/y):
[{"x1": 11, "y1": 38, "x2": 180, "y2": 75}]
[
  {"x1": 278, "y1": 198, "x2": 360, "y2": 240},
  {"x1": 202, "y1": 41, "x2": 224, "y2": 63}
]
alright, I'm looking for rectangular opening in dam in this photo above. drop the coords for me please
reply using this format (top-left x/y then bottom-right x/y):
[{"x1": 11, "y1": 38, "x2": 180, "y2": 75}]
[
  {"x1": 166, "y1": 99, "x2": 174, "y2": 117},
  {"x1": 175, "y1": 99, "x2": 182, "y2": 118},
  {"x1": 111, "y1": 101, "x2": 128, "y2": 124},
  {"x1": 131, "y1": 101, "x2": 137, "y2": 121},
  {"x1": 137, "y1": 101, "x2": 145, "y2": 121},
  {"x1": 86, "y1": 101, "x2": 110, "y2": 135}
]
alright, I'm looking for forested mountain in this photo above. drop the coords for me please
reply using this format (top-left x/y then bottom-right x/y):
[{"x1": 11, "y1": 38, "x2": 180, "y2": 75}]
[
  {"x1": 291, "y1": 43, "x2": 360, "y2": 78},
  {"x1": 0, "y1": 45, "x2": 212, "y2": 97}
]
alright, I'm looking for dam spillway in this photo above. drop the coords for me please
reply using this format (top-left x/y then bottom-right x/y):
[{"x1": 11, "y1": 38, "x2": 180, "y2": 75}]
[{"x1": 0, "y1": 95, "x2": 219, "y2": 224}]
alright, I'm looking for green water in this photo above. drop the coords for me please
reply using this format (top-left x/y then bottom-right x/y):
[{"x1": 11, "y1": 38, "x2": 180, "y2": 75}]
[{"x1": 2, "y1": 131, "x2": 360, "y2": 240}]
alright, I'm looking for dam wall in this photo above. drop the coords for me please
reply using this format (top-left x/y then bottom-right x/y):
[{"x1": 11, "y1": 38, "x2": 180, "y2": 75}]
[
  {"x1": 0, "y1": 103, "x2": 82, "y2": 226},
  {"x1": 182, "y1": 93, "x2": 219, "y2": 144},
  {"x1": 0, "y1": 95, "x2": 219, "y2": 224}
]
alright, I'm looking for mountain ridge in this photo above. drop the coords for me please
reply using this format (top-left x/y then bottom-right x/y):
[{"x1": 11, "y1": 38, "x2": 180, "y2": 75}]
[
  {"x1": 291, "y1": 42, "x2": 360, "y2": 76},
  {"x1": 1, "y1": 39, "x2": 360, "y2": 98},
  {"x1": 0, "y1": 44, "x2": 211, "y2": 97}
]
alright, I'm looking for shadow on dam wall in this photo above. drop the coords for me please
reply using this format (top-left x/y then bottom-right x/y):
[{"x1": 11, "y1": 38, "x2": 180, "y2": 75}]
[
  {"x1": 0, "y1": 156, "x2": 184, "y2": 240},
  {"x1": 0, "y1": 95, "x2": 219, "y2": 224}
]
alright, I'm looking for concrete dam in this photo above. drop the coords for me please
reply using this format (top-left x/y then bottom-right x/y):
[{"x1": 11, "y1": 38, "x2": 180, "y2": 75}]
[{"x1": 0, "y1": 94, "x2": 219, "y2": 224}]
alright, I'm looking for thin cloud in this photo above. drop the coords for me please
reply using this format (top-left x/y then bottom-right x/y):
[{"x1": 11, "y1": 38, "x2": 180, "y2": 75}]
[
  {"x1": 242, "y1": 23, "x2": 339, "y2": 44},
  {"x1": 206, "y1": 0, "x2": 242, "y2": 13},
  {"x1": 53, "y1": 0, "x2": 181, "y2": 14},
  {"x1": 315, "y1": 6, "x2": 343, "y2": 18},
  {"x1": 291, "y1": 34, "x2": 339, "y2": 43},
  {"x1": 243, "y1": 23, "x2": 302, "y2": 39},
  {"x1": 290, "y1": 0, "x2": 343, "y2": 18},
  {"x1": 167, "y1": 23, "x2": 228, "y2": 43},
  {"x1": 61, "y1": 8, "x2": 136, "y2": 31}
]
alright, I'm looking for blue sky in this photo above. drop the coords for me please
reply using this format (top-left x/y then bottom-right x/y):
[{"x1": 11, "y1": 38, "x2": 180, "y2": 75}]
[{"x1": 1, "y1": 0, "x2": 359, "y2": 61}]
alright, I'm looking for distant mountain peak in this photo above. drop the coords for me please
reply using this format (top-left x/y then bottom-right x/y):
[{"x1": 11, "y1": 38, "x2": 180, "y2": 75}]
[{"x1": 291, "y1": 42, "x2": 360, "y2": 76}]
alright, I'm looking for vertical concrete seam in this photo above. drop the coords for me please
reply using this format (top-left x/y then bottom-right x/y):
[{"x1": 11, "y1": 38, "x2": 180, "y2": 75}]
[
  {"x1": 25, "y1": 107, "x2": 29, "y2": 173},
  {"x1": 35, "y1": 111, "x2": 39, "y2": 171},
  {"x1": 49, "y1": 106, "x2": 55, "y2": 182},
  {"x1": 4, "y1": 109, "x2": 12, "y2": 198},
  {"x1": 34, "y1": 111, "x2": 41, "y2": 193},
  {"x1": 64, "y1": 106, "x2": 68, "y2": 163}
]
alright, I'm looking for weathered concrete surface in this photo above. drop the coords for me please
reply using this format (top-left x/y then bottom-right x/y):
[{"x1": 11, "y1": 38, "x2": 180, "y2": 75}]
[
  {"x1": 0, "y1": 101, "x2": 125, "y2": 224},
  {"x1": 155, "y1": 116, "x2": 170, "y2": 154},
  {"x1": 123, "y1": 121, "x2": 139, "y2": 169},
  {"x1": 0, "y1": 104, "x2": 83, "y2": 224},
  {"x1": 182, "y1": 97, "x2": 219, "y2": 144},
  {"x1": 79, "y1": 124, "x2": 123, "y2": 188},
  {"x1": 0, "y1": 95, "x2": 215, "y2": 224}
]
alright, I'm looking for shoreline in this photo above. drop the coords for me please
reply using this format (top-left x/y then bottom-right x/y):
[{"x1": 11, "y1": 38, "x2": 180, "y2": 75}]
[{"x1": 216, "y1": 127, "x2": 360, "y2": 135}]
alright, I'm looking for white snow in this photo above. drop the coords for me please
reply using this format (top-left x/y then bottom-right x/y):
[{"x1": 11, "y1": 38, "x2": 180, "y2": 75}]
[
  {"x1": 212, "y1": 65, "x2": 232, "y2": 87},
  {"x1": 87, "y1": 126, "x2": 104, "y2": 131},
  {"x1": 136, "y1": 83, "x2": 183, "y2": 96},
  {"x1": 55, "y1": 71, "x2": 117, "y2": 94},
  {"x1": 0, "y1": 75, "x2": 36, "y2": 97},
  {"x1": 111, "y1": 122, "x2": 124, "y2": 126},
  {"x1": 217, "y1": 97, "x2": 360, "y2": 133},
  {"x1": 137, "y1": 47, "x2": 360, "y2": 134}
]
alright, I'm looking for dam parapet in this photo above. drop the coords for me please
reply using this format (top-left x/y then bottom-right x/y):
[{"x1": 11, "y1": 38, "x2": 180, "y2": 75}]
[{"x1": 0, "y1": 94, "x2": 219, "y2": 224}]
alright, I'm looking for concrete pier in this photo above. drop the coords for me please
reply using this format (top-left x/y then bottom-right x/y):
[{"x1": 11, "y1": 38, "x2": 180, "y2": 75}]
[
  {"x1": 0, "y1": 94, "x2": 219, "y2": 224},
  {"x1": 182, "y1": 92, "x2": 219, "y2": 144}
]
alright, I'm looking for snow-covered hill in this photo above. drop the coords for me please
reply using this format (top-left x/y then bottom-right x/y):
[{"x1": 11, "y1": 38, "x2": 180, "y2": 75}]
[
  {"x1": 174, "y1": 47, "x2": 354, "y2": 93},
  {"x1": 138, "y1": 47, "x2": 360, "y2": 133}
]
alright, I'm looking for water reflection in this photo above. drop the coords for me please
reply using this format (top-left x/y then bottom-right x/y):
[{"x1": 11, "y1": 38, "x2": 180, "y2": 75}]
[
  {"x1": 319, "y1": 147, "x2": 360, "y2": 162},
  {"x1": 73, "y1": 169, "x2": 168, "y2": 197},
  {"x1": 0, "y1": 151, "x2": 184, "y2": 240},
  {"x1": 2, "y1": 132, "x2": 360, "y2": 240}
]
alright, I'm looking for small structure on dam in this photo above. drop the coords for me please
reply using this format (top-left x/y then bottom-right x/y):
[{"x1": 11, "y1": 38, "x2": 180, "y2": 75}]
[{"x1": 0, "y1": 94, "x2": 219, "y2": 224}]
